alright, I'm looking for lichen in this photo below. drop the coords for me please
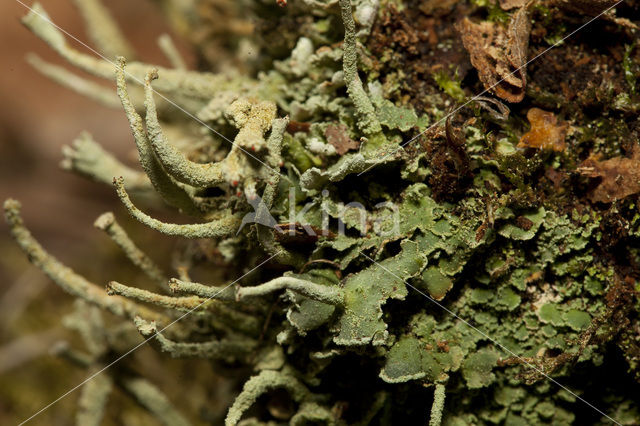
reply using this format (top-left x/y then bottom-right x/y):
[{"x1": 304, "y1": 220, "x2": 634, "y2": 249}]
[{"x1": 5, "y1": 0, "x2": 640, "y2": 425}]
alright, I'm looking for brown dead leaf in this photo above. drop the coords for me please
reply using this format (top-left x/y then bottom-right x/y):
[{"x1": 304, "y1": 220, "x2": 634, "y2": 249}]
[
  {"x1": 325, "y1": 124, "x2": 360, "y2": 155},
  {"x1": 500, "y1": 0, "x2": 528, "y2": 10},
  {"x1": 518, "y1": 108, "x2": 568, "y2": 151},
  {"x1": 458, "y1": 5, "x2": 531, "y2": 102},
  {"x1": 578, "y1": 146, "x2": 640, "y2": 203}
]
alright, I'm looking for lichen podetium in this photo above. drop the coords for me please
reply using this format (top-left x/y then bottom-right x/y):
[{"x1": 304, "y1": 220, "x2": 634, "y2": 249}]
[{"x1": 6, "y1": 0, "x2": 640, "y2": 425}]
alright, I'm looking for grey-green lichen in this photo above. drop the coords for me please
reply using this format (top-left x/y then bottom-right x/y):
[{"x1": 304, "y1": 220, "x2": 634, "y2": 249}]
[
  {"x1": 94, "y1": 212, "x2": 168, "y2": 287},
  {"x1": 6, "y1": 0, "x2": 640, "y2": 425}
]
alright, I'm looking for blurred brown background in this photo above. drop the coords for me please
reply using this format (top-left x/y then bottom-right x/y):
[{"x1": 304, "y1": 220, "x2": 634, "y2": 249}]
[{"x1": 0, "y1": 1, "x2": 222, "y2": 424}]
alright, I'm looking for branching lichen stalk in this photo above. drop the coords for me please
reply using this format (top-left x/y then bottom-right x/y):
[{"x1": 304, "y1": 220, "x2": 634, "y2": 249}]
[
  {"x1": 157, "y1": 34, "x2": 187, "y2": 70},
  {"x1": 71, "y1": 0, "x2": 137, "y2": 60},
  {"x1": 27, "y1": 53, "x2": 122, "y2": 108},
  {"x1": 76, "y1": 371, "x2": 113, "y2": 426},
  {"x1": 225, "y1": 370, "x2": 311, "y2": 426},
  {"x1": 22, "y1": 3, "x2": 235, "y2": 102},
  {"x1": 3, "y1": 199, "x2": 166, "y2": 323},
  {"x1": 94, "y1": 212, "x2": 168, "y2": 287},
  {"x1": 108, "y1": 281, "x2": 262, "y2": 334},
  {"x1": 256, "y1": 117, "x2": 306, "y2": 267},
  {"x1": 144, "y1": 69, "x2": 226, "y2": 188},
  {"x1": 106, "y1": 281, "x2": 208, "y2": 311},
  {"x1": 114, "y1": 177, "x2": 242, "y2": 239},
  {"x1": 60, "y1": 131, "x2": 151, "y2": 191},
  {"x1": 115, "y1": 58, "x2": 201, "y2": 216},
  {"x1": 168, "y1": 278, "x2": 237, "y2": 301},
  {"x1": 117, "y1": 376, "x2": 191, "y2": 426},
  {"x1": 236, "y1": 276, "x2": 344, "y2": 306},
  {"x1": 339, "y1": 0, "x2": 384, "y2": 140},
  {"x1": 134, "y1": 317, "x2": 256, "y2": 359},
  {"x1": 429, "y1": 383, "x2": 446, "y2": 426}
]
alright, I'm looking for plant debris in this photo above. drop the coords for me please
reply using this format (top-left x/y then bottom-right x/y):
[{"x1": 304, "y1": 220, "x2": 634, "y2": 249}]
[
  {"x1": 518, "y1": 107, "x2": 568, "y2": 151},
  {"x1": 578, "y1": 144, "x2": 640, "y2": 203},
  {"x1": 324, "y1": 123, "x2": 360, "y2": 155},
  {"x1": 426, "y1": 118, "x2": 472, "y2": 201},
  {"x1": 458, "y1": 4, "x2": 532, "y2": 102},
  {"x1": 500, "y1": 0, "x2": 528, "y2": 10}
]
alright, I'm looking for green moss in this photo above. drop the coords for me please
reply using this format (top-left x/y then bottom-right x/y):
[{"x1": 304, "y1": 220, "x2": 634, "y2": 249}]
[{"x1": 432, "y1": 69, "x2": 466, "y2": 103}]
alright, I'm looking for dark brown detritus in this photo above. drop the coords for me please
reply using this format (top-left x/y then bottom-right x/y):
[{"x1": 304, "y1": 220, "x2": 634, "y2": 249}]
[
  {"x1": 286, "y1": 121, "x2": 311, "y2": 134},
  {"x1": 597, "y1": 207, "x2": 632, "y2": 254},
  {"x1": 427, "y1": 118, "x2": 472, "y2": 201},
  {"x1": 553, "y1": 0, "x2": 620, "y2": 16},
  {"x1": 475, "y1": 221, "x2": 489, "y2": 242},
  {"x1": 544, "y1": 167, "x2": 568, "y2": 190},
  {"x1": 515, "y1": 215, "x2": 534, "y2": 230},
  {"x1": 274, "y1": 223, "x2": 335, "y2": 246},
  {"x1": 367, "y1": 3, "x2": 472, "y2": 111}
]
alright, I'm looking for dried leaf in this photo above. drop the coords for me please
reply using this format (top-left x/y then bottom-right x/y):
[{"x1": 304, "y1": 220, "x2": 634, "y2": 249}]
[
  {"x1": 324, "y1": 124, "x2": 360, "y2": 155},
  {"x1": 458, "y1": 5, "x2": 531, "y2": 102},
  {"x1": 472, "y1": 96, "x2": 510, "y2": 121},
  {"x1": 579, "y1": 146, "x2": 640, "y2": 203},
  {"x1": 517, "y1": 108, "x2": 568, "y2": 151},
  {"x1": 500, "y1": 0, "x2": 528, "y2": 10}
]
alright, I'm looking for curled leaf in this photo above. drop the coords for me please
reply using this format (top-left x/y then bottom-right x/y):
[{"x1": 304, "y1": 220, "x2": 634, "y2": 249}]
[
  {"x1": 458, "y1": 5, "x2": 531, "y2": 103},
  {"x1": 472, "y1": 96, "x2": 510, "y2": 121}
]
